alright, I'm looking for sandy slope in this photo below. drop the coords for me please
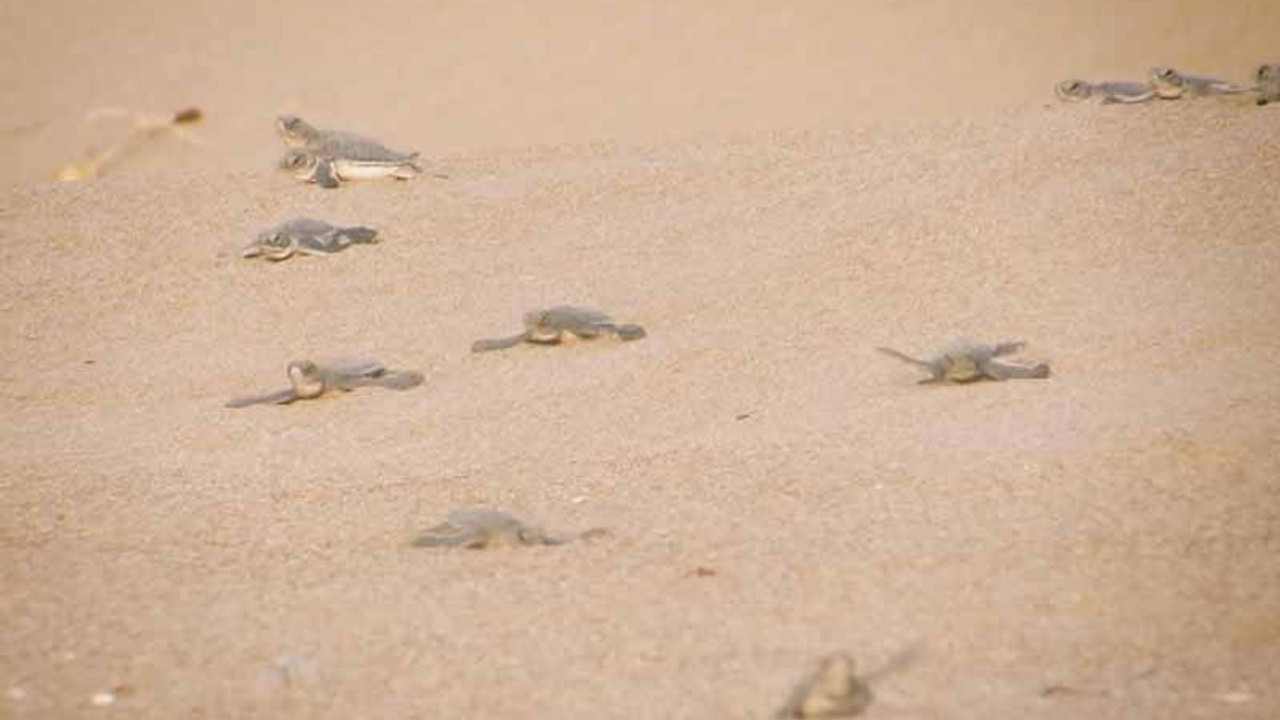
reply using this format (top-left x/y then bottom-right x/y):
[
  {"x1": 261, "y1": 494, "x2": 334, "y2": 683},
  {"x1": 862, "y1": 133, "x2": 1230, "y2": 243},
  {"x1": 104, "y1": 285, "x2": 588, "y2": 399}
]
[{"x1": 3, "y1": 2, "x2": 1280, "y2": 719}]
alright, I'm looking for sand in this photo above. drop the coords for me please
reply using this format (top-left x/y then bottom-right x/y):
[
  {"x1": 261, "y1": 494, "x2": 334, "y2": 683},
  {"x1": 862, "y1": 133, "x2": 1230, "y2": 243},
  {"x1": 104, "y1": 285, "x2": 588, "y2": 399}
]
[{"x1": 2, "y1": 1, "x2": 1279, "y2": 718}]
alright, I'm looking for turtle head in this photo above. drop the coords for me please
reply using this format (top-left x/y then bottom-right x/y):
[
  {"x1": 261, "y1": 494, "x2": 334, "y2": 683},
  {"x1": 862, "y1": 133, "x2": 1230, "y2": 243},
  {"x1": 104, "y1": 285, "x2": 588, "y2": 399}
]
[
  {"x1": 275, "y1": 115, "x2": 315, "y2": 146},
  {"x1": 1149, "y1": 66, "x2": 1185, "y2": 98},
  {"x1": 286, "y1": 360, "x2": 326, "y2": 399},
  {"x1": 813, "y1": 654, "x2": 859, "y2": 696},
  {"x1": 242, "y1": 231, "x2": 294, "y2": 261},
  {"x1": 1054, "y1": 79, "x2": 1090, "y2": 102},
  {"x1": 522, "y1": 308, "x2": 550, "y2": 330}
]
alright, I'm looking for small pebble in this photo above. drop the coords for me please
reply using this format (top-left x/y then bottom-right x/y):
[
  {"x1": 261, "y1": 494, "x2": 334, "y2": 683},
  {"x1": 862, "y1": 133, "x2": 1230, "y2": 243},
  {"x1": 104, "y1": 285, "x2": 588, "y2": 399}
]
[{"x1": 90, "y1": 692, "x2": 115, "y2": 707}]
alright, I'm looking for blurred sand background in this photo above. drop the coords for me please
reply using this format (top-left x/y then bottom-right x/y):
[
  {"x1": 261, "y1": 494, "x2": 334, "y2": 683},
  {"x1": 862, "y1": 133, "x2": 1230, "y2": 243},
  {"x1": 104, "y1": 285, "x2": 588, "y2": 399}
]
[{"x1": 2, "y1": 1, "x2": 1279, "y2": 718}]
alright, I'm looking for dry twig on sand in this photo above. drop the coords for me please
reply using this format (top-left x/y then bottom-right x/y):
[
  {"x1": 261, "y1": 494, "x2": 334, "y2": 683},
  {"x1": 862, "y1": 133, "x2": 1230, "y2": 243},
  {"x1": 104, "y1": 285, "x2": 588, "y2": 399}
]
[{"x1": 57, "y1": 106, "x2": 203, "y2": 181}]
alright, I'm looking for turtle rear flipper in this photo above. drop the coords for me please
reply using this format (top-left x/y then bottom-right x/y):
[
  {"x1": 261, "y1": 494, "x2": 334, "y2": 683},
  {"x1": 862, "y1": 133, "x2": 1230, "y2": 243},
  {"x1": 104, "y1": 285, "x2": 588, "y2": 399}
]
[
  {"x1": 394, "y1": 152, "x2": 424, "y2": 178},
  {"x1": 582, "y1": 321, "x2": 643, "y2": 341},
  {"x1": 603, "y1": 323, "x2": 647, "y2": 341},
  {"x1": 362, "y1": 370, "x2": 425, "y2": 391}
]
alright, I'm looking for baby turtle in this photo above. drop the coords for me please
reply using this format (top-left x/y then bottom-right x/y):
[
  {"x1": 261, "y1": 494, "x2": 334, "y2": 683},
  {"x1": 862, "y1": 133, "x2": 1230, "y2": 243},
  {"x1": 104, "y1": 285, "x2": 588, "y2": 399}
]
[
  {"x1": 279, "y1": 147, "x2": 420, "y2": 189},
  {"x1": 411, "y1": 508, "x2": 609, "y2": 550},
  {"x1": 470, "y1": 305, "x2": 647, "y2": 353},
  {"x1": 877, "y1": 339, "x2": 1050, "y2": 385},
  {"x1": 242, "y1": 217, "x2": 379, "y2": 262},
  {"x1": 776, "y1": 654, "x2": 873, "y2": 719},
  {"x1": 1255, "y1": 63, "x2": 1280, "y2": 106},
  {"x1": 276, "y1": 115, "x2": 380, "y2": 149},
  {"x1": 1148, "y1": 67, "x2": 1254, "y2": 99},
  {"x1": 226, "y1": 359, "x2": 423, "y2": 408},
  {"x1": 1054, "y1": 79, "x2": 1156, "y2": 104},
  {"x1": 275, "y1": 115, "x2": 421, "y2": 188}
]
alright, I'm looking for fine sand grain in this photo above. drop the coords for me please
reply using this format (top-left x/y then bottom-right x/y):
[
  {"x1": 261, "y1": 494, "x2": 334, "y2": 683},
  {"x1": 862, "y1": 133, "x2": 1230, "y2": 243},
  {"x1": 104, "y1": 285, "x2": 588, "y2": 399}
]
[{"x1": 2, "y1": 2, "x2": 1279, "y2": 719}]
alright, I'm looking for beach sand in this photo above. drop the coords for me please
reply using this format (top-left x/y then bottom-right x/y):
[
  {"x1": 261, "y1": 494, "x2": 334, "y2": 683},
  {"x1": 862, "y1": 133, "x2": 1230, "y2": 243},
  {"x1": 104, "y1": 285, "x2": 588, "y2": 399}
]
[{"x1": 2, "y1": 1, "x2": 1279, "y2": 718}]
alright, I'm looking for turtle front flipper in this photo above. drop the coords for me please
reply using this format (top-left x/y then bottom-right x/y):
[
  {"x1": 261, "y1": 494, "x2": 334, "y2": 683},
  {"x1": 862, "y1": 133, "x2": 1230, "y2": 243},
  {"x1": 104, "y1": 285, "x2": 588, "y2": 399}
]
[
  {"x1": 225, "y1": 388, "x2": 298, "y2": 408},
  {"x1": 412, "y1": 522, "x2": 475, "y2": 548},
  {"x1": 876, "y1": 347, "x2": 935, "y2": 370},
  {"x1": 471, "y1": 332, "x2": 533, "y2": 353},
  {"x1": 312, "y1": 157, "x2": 341, "y2": 189},
  {"x1": 262, "y1": 237, "x2": 299, "y2": 261},
  {"x1": 590, "y1": 322, "x2": 647, "y2": 341}
]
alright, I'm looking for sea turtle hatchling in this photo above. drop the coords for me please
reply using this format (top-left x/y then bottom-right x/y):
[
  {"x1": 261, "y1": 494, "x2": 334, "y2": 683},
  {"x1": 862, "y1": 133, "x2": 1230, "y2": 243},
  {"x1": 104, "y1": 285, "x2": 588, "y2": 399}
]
[
  {"x1": 279, "y1": 147, "x2": 421, "y2": 189},
  {"x1": 275, "y1": 115, "x2": 422, "y2": 188},
  {"x1": 470, "y1": 305, "x2": 647, "y2": 353},
  {"x1": 876, "y1": 339, "x2": 1050, "y2": 385},
  {"x1": 1054, "y1": 79, "x2": 1156, "y2": 104},
  {"x1": 776, "y1": 654, "x2": 873, "y2": 719},
  {"x1": 275, "y1": 115, "x2": 383, "y2": 150},
  {"x1": 1148, "y1": 67, "x2": 1255, "y2": 99},
  {"x1": 225, "y1": 359, "x2": 423, "y2": 408},
  {"x1": 241, "y1": 217, "x2": 379, "y2": 262},
  {"x1": 1255, "y1": 63, "x2": 1280, "y2": 106},
  {"x1": 411, "y1": 508, "x2": 610, "y2": 550}
]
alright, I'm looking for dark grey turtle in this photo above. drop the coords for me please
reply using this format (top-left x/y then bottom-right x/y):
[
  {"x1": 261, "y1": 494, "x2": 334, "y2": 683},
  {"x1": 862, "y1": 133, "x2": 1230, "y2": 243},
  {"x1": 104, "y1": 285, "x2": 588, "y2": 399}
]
[
  {"x1": 1148, "y1": 67, "x2": 1255, "y2": 99},
  {"x1": 242, "y1": 217, "x2": 379, "y2": 262},
  {"x1": 226, "y1": 359, "x2": 423, "y2": 408},
  {"x1": 275, "y1": 115, "x2": 379, "y2": 149},
  {"x1": 1256, "y1": 63, "x2": 1280, "y2": 106},
  {"x1": 470, "y1": 305, "x2": 647, "y2": 353},
  {"x1": 411, "y1": 508, "x2": 610, "y2": 550},
  {"x1": 1055, "y1": 78, "x2": 1156, "y2": 104},
  {"x1": 776, "y1": 655, "x2": 873, "y2": 719},
  {"x1": 876, "y1": 339, "x2": 1050, "y2": 385},
  {"x1": 275, "y1": 115, "x2": 421, "y2": 187}
]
